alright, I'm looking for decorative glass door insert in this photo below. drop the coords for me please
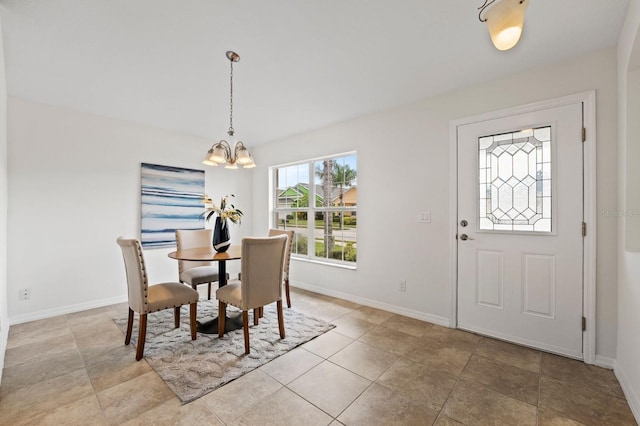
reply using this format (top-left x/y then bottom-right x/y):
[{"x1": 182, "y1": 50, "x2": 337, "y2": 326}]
[{"x1": 478, "y1": 126, "x2": 552, "y2": 232}]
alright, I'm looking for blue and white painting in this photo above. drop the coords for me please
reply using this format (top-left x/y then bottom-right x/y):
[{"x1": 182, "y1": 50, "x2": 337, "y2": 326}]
[{"x1": 140, "y1": 163, "x2": 205, "y2": 248}]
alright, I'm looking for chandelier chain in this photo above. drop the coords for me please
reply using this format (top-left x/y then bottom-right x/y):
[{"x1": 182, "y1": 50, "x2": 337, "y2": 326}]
[{"x1": 228, "y1": 59, "x2": 234, "y2": 135}]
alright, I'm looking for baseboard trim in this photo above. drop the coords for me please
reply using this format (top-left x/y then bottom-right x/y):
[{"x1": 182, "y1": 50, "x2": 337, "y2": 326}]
[
  {"x1": 291, "y1": 281, "x2": 451, "y2": 327},
  {"x1": 594, "y1": 354, "x2": 616, "y2": 369},
  {"x1": 8, "y1": 295, "x2": 128, "y2": 325},
  {"x1": 615, "y1": 364, "x2": 640, "y2": 424}
]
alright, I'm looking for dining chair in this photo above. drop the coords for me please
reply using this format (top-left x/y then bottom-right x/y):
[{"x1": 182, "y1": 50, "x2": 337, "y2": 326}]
[
  {"x1": 116, "y1": 237, "x2": 199, "y2": 361},
  {"x1": 217, "y1": 235, "x2": 287, "y2": 354},
  {"x1": 175, "y1": 229, "x2": 223, "y2": 300},
  {"x1": 268, "y1": 228, "x2": 295, "y2": 308}
]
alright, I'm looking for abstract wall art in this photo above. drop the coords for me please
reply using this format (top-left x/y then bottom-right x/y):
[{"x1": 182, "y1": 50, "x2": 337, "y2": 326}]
[{"x1": 140, "y1": 163, "x2": 205, "y2": 248}]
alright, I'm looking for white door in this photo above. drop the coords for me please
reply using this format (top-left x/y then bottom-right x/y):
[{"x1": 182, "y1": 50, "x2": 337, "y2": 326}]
[{"x1": 457, "y1": 102, "x2": 584, "y2": 359}]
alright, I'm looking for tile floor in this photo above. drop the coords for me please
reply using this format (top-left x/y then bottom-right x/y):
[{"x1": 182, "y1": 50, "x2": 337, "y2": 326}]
[{"x1": 0, "y1": 288, "x2": 637, "y2": 425}]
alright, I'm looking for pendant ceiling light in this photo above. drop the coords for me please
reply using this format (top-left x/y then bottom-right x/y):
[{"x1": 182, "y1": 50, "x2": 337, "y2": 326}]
[
  {"x1": 203, "y1": 51, "x2": 256, "y2": 169},
  {"x1": 478, "y1": 0, "x2": 529, "y2": 51}
]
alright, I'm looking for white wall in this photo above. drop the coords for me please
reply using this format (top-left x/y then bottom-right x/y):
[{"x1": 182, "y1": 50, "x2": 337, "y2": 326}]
[
  {"x1": 0, "y1": 16, "x2": 9, "y2": 378},
  {"x1": 252, "y1": 48, "x2": 619, "y2": 359},
  {"x1": 616, "y1": 0, "x2": 640, "y2": 419},
  {"x1": 6, "y1": 98, "x2": 253, "y2": 323}
]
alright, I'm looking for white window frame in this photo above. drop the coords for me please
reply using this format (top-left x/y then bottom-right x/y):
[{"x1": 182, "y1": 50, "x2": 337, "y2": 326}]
[{"x1": 271, "y1": 152, "x2": 357, "y2": 267}]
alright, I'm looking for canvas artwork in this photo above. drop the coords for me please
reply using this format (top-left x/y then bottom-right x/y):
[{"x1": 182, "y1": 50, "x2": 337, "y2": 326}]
[{"x1": 140, "y1": 163, "x2": 205, "y2": 248}]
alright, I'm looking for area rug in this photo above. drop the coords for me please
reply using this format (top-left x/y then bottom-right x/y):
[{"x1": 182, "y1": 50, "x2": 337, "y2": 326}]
[{"x1": 114, "y1": 300, "x2": 334, "y2": 404}]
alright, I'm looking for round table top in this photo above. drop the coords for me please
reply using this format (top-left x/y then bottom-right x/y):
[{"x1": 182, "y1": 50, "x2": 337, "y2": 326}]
[{"x1": 168, "y1": 244, "x2": 241, "y2": 261}]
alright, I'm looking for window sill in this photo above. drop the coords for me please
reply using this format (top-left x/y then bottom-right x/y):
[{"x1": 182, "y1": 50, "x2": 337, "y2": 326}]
[{"x1": 291, "y1": 256, "x2": 357, "y2": 271}]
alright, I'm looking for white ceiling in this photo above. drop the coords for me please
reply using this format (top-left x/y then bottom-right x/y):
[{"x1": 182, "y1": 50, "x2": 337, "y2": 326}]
[{"x1": 0, "y1": 0, "x2": 630, "y2": 146}]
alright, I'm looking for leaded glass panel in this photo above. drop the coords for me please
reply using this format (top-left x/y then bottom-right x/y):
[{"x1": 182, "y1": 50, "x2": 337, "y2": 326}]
[{"x1": 478, "y1": 126, "x2": 552, "y2": 232}]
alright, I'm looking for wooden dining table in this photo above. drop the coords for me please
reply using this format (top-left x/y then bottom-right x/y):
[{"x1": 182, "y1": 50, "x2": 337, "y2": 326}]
[{"x1": 168, "y1": 245, "x2": 242, "y2": 334}]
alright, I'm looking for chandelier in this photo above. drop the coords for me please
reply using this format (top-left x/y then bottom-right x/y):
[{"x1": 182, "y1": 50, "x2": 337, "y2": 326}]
[
  {"x1": 478, "y1": 0, "x2": 529, "y2": 51},
  {"x1": 203, "y1": 51, "x2": 256, "y2": 169}
]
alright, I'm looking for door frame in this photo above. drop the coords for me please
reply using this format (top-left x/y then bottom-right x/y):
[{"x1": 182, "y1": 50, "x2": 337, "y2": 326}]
[{"x1": 448, "y1": 91, "x2": 597, "y2": 364}]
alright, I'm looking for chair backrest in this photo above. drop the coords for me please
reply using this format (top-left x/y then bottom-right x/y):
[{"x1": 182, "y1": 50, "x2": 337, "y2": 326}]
[
  {"x1": 268, "y1": 229, "x2": 294, "y2": 277},
  {"x1": 175, "y1": 229, "x2": 214, "y2": 274},
  {"x1": 116, "y1": 237, "x2": 148, "y2": 313},
  {"x1": 240, "y1": 235, "x2": 287, "y2": 310}
]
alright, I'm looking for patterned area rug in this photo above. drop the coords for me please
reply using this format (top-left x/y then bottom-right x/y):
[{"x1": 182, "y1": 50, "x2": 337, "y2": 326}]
[{"x1": 114, "y1": 300, "x2": 334, "y2": 404}]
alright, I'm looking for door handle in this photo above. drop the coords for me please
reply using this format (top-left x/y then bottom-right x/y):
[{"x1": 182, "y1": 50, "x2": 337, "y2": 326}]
[{"x1": 460, "y1": 234, "x2": 474, "y2": 241}]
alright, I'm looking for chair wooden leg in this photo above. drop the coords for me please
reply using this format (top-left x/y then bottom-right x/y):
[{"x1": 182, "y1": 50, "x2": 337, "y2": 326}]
[
  {"x1": 243, "y1": 311, "x2": 250, "y2": 354},
  {"x1": 253, "y1": 308, "x2": 259, "y2": 326},
  {"x1": 174, "y1": 306, "x2": 180, "y2": 328},
  {"x1": 125, "y1": 308, "x2": 134, "y2": 345},
  {"x1": 218, "y1": 301, "x2": 226, "y2": 337},
  {"x1": 259, "y1": 306, "x2": 264, "y2": 318},
  {"x1": 189, "y1": 303, "x2": 197, "y2": 340},
  {"x1": 285, "y1": 279, "x2": 291, "y2": 308},
  {"x1": 207, "y1": 283, "x2": 211, "y2": 300},
  {"x1": 136, "y1": 313, "x2": 147, "y2": 361},
  {"x1": 277, "y1": 300, "x2": 285, "y2": 339}
]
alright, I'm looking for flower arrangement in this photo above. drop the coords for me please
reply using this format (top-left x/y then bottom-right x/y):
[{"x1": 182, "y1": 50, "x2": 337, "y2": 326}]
[{"x1": 202, "y1": 194, "x2": 243, "y2": 224}]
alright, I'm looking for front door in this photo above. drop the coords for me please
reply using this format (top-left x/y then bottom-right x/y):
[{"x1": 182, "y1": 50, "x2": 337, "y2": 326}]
[{"x1": 456, "y1": 102, "x2": 584, "y2": 359}]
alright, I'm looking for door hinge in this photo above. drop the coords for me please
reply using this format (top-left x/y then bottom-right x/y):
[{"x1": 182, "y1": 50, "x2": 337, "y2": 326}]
[
  {"x1": 582, "y1": 222, "x2": 587, "y2": 237},
  {"x1": 582, "y1": 127, "x2": 586, "y2": 142},
  {"x1": 582, "y1": 316, "x2": 586, "y2": 331}
]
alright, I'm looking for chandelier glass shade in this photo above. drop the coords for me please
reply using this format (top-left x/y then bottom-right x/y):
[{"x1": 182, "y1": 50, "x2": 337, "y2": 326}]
[{"x1": 203, "y1": 51, "x2": 256, "y2": 169}]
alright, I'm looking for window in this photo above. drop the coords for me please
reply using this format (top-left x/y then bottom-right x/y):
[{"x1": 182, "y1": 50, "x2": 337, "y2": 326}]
[
  {"x1": 272, "y1": 153, "x2": 357, "y2": 265},
  {"x1": 478, "y1": 126, "x2": 552, "y2": 232}
]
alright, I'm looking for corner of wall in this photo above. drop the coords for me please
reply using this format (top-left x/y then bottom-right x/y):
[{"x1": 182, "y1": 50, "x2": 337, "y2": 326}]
[{"x1": 0, "y1": 15, "x2": 10, "y2": 382}]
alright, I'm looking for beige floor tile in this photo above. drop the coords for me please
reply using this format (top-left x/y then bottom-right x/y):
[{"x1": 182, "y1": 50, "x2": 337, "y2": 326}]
[
  {"x1": 541, "y1": 352, "x2": 625, "y2": 399},
  {"x1": 0, "y1": 348, "x2": 84, "y2": 394},
  {"x1": 433, "y1": 415, "x2": 465, "y2": 425},
  {"x1": 121, "y1": 399, "x2": 223, "y2": 426},
  {"x1": 475, "y1": 337, "x2": 542, "y2": 373},
  {"x1": 7, "y1": 316, "x2": 70, "y2": 350},
  {"x1": 404, "y1": 343, "x2": 472, "y2": 377},
  {"x1": 260, "y1": 347, "x2": 324, "y2": 384},
  {"x1": 347, "y1": 306, "x2": 395, "y2": 325},
  {"x1": 292, "y1": 299, "x2": 356, "y2": 323},
  {"x1": 329, "y1": 340, "x2": 397, "y2": 381},
  {"x1": 332, "y1": 314, "x2": 377, "y2": 339},
  {"x1": 302, "y1": 330, "x2": 355, "y2": 359},
  {"x1": 201, "y1": 369, "x2": 283, "y2": 424},
  {"x1": 460, "y1": 354, "x2": 539, "y2": 405},
  {"x1": 96, "y1": 371, "x2": 175, "y2": 425},
  {"x1": 539, "y1": 376, "x2": 637, "y2": 425},
  {"x1": 0, "y1": 369, "x2": 94, "y2": 425},
  {"x1": 420, "y1": 324, "x2": 482, "y2": 352},
  {"x1": 86, "y1": 346, "x2": 153, "y2": 392},
  {"x1": 442, "y1": 379, "x2": 537, "y2": 426},
  {"x1": 379, "y1": 314, "x2": 432, "y2": 337},
  {"x1": 288, "y1": 361, "x2": 371, "y2": 417},
  {"x1": 538, "y1": 409, "x2": 588, "y2": 425},
  {"x1": 66, "y1": 306, "x2": 118, "y2": 320},
  {"x1": 4, "y1": 332, "x2": 77, "y2": 368},
  {"x1": 232, "y1": 387, "x2": 333, "y2": 426},
  {"x1": 358, "y1": 326, "x2": 420, "y2": 356},
  {"x1": 338, "y1": 382, "x2": 439, "y2": 425},
  {"x1": 376, "y1": 357, "x2": 458, "y2": 410},
  {"x1": 20, "y1": 394, "x2": 107, "y2": 426}
]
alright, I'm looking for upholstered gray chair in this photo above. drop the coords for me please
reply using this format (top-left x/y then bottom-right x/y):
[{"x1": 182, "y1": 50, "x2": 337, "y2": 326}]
[
  {"x1": 117, "y1": 237, "x2": 198, "y2": 361},
  {"x1": 268, "y1": 229, "x2": 295, "y2": 308},
  {"x1": 217, "y1": 235, "x2": 287, "y2": 354},
  {"x1": 175, "y1": 229, "x2": 222, "y2": 300}
]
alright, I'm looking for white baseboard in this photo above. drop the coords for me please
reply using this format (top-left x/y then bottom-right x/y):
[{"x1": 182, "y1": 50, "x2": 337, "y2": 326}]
[
  {"x1": 291, "y1": 281, "x2": 450, "y2": 327},
  {"x1": 615, "y1": 364, "x2": 640, "y2": 424},
  {"x1": 594, "y1": 354, "x2": 616, "y2": 369},
  {"x1": 8, "y1": 295, "x2": 128, "y2": 325}
]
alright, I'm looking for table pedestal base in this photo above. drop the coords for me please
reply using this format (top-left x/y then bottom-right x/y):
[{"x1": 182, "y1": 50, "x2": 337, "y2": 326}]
[{"x1": 196, "y1": 312, "x2": 243, "y2": 334}]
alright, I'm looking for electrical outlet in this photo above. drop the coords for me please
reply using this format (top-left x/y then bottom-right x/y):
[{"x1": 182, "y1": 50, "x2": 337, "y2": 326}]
[
  {"x1": 418, "y1": 211, "x2": 431, "y2": 223},
  {"x1": 399, "y1": 281, "x2": 407, "y2": 292},
  {"x1": 18, "y1": 288, "x2": 32, "y2": 300}
]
